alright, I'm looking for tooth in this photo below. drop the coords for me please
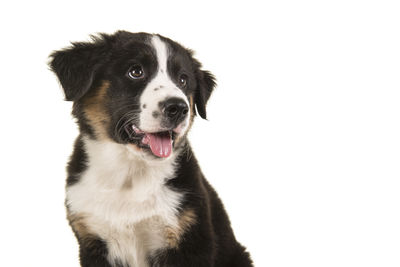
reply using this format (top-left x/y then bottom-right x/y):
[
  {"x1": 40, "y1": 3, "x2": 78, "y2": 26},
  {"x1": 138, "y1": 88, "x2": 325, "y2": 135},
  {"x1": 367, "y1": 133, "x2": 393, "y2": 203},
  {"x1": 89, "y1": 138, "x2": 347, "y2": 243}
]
[{"x1": 132, "y1": 125, "x2": 142, "y2": 134}]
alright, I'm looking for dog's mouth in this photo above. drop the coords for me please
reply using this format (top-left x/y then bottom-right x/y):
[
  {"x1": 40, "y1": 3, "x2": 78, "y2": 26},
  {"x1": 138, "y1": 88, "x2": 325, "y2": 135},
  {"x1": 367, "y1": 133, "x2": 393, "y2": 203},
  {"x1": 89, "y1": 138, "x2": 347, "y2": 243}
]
[{"x1": 124, "y1": 124, "x2": 177, "y2": 158}]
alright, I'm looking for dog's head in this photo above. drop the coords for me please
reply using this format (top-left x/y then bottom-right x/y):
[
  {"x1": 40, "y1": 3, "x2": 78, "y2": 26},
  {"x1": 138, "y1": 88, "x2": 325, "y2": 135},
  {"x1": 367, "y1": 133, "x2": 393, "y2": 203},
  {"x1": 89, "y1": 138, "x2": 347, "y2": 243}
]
[{"x1": 49, "y1": 31, "x2": 215, "y2": 159}]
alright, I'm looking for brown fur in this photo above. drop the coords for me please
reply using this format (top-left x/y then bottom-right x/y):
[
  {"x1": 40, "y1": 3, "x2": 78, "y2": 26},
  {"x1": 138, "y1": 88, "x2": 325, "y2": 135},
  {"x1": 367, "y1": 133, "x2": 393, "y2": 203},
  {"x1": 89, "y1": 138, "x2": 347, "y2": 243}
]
[
  {"x1": 165, "y1": 209, "x2": 197, "y2": 248},
  {"x1": 67, "y1": 212, "x2": 91, "y2": 240},
  {"x1": 82, "y1": 81, "x2": 110, "y2": 140},
  {"x1": 68, "y1": 211, "x2": 107, "y2": 255}
]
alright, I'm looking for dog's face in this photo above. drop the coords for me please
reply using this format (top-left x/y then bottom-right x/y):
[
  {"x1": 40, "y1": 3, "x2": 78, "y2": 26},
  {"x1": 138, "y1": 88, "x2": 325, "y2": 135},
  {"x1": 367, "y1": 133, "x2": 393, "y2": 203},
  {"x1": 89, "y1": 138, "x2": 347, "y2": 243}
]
[{"x1": 50, "y1": 31, "x2": 215, "y2": 159}]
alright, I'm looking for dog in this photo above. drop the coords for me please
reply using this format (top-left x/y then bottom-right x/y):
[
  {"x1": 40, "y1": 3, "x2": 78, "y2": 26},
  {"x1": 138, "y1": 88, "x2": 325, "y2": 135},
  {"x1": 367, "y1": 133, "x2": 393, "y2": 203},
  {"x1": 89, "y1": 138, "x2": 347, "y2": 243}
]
[{"x1": 49, "y1": 31, "x2": 253, "y2": 267}]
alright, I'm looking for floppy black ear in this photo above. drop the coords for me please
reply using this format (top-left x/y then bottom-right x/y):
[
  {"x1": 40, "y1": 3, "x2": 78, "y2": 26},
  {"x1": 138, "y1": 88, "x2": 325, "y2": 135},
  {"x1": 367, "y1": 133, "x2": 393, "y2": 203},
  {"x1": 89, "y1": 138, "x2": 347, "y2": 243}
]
[
  {"x1": 194, "y1": 69, "x2": 217, "y2": 120},
  {"x1": 49, "y1": 35, "x2": 110, "y2": 101}
]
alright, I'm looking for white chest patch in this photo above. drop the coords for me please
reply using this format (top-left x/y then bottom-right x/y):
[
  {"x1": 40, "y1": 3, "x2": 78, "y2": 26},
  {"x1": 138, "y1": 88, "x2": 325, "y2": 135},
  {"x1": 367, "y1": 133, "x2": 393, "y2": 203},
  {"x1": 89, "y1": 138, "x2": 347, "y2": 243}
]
[{"x1": 66, "y1": 137, "x2": 183, "y2": 267}]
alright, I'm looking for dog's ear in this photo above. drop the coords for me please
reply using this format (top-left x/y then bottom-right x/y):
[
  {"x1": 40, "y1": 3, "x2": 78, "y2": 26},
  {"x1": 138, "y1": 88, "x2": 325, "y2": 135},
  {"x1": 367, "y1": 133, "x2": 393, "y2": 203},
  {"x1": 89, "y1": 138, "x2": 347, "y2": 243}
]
[
  {"x1": 49, "y1": 35, "x2": 110, "y2": 101},
  {"x1": 193, "y1": 60, "x2": 217, "y2": 120}
]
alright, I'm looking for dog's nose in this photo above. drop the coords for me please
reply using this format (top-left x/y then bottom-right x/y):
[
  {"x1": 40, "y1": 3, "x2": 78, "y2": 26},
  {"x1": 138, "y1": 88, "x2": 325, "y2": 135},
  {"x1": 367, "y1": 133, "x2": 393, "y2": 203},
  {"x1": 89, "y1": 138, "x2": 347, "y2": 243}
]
[{"x1": 162, "y1": 97, "x2": 189, "y2": 125}]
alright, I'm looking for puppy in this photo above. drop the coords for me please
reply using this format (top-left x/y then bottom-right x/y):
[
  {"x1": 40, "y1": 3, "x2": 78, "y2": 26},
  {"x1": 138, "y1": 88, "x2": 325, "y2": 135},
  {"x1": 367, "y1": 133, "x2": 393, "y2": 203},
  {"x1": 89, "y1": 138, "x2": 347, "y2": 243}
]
[{"x1": 49, "y1": 31, "x2": 253, "y2": 267}]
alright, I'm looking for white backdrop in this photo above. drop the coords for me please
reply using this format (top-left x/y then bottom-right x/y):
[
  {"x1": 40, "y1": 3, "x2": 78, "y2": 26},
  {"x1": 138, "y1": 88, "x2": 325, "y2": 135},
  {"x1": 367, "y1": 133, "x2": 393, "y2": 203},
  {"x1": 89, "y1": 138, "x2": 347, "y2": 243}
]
[{"x1": 0, "y1": 0, "x2": 399, "y2": 266}]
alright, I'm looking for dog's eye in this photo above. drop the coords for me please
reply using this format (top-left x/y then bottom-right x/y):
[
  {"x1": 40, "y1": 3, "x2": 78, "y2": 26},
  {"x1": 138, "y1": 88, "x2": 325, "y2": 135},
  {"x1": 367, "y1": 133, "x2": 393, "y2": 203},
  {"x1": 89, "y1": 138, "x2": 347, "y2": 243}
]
[
  {"x1": 179, "y1": 74, "x2": 188, "y2": 87},
  {"x1": 128, "y1": 65, "x2": 144, "y2": 79}
]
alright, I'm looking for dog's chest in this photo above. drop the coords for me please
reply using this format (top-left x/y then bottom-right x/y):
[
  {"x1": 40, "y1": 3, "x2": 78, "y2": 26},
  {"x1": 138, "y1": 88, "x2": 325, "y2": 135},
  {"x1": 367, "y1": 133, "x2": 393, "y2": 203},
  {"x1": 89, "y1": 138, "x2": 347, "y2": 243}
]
[{"x1": 66, "y1": 141, "x2": 182, "y2": 266}]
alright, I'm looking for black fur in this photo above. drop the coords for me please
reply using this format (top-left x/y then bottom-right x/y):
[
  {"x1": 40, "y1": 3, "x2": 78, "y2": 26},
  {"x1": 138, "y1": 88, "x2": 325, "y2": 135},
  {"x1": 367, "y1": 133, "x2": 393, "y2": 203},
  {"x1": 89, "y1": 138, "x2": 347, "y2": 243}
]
[
  {"x1": 158, "y1": 147, "x2": 253, "y2": 267},
  {"x1": 50, "y1": 31, "x2": 253, "y2": 267},
  {"x1": 49, "y1": 34, "x2": 112, "y2": 101}
]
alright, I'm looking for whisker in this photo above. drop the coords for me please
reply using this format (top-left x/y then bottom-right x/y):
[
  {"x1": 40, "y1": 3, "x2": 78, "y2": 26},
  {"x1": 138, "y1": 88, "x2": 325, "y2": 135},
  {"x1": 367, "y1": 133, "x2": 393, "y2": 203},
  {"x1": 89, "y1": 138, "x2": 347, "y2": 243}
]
[{"x1": 114, "y1": 110, "x2": 141, "y2": 139}]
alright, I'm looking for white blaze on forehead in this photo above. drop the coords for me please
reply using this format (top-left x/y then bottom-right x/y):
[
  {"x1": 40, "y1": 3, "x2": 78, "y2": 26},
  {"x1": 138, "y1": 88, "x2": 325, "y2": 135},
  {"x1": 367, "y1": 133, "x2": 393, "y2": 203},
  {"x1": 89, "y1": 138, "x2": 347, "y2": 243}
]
[
  {"x1": 138, "y1": 35, "x2": 190, "y2": 134},
  {"x1": 152, "y1": 35, "x2": 169, "y2": 73}
]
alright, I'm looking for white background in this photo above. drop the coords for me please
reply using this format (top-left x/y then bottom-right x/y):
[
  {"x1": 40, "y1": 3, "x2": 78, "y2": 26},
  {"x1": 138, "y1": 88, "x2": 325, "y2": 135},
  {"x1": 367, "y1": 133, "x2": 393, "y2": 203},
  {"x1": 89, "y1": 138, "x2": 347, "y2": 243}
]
[{"x1": 0, "y1": 0, "x2": 399, "y2": 266}]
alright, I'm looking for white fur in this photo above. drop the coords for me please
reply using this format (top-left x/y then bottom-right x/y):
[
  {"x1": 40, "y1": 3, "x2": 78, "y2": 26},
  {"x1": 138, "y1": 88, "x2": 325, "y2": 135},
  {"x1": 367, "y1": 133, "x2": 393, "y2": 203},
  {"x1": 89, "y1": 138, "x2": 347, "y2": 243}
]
[
  {"x1": 139, "y1": 35, "x2": 190, "y2": 137},
  {"x1": 66, "y1": 136, "x2": 183, "y2": 267}
]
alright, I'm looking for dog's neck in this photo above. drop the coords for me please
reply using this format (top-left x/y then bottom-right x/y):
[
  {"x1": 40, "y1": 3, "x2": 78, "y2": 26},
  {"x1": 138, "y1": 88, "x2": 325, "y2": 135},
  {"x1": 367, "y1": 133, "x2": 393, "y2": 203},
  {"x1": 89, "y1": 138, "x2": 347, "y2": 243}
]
[{"x1": 80, "y1": 135, "x2": 180, "y2": 200}]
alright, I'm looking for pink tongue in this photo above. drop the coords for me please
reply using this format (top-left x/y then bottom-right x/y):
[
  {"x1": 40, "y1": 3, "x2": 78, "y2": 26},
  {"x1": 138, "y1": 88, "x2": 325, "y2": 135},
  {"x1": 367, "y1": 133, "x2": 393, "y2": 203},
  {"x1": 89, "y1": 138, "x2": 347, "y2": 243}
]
[{"x1": 144, "y1": 132, "x2": 172, "y2": 158}]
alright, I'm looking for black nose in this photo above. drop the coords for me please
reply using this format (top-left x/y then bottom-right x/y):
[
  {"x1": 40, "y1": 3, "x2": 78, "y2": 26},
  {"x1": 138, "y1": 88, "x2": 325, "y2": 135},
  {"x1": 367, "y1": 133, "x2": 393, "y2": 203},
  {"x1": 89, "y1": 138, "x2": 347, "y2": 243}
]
[{"x1": 162, "y1": 97, "x2": 189, "y2": 125}]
